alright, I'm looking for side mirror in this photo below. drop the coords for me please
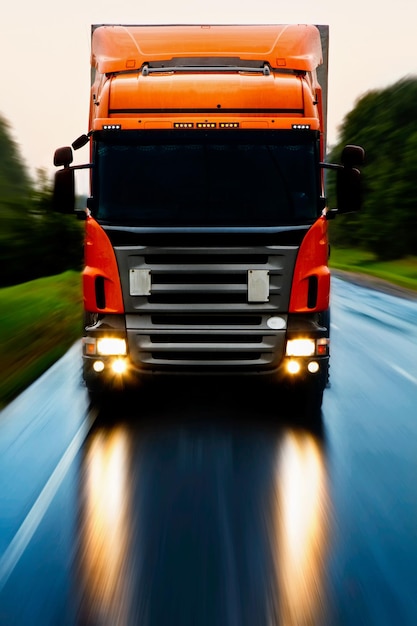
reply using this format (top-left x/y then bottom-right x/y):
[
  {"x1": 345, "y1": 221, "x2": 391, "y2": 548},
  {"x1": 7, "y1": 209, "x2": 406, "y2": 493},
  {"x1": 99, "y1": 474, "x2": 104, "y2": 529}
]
[
  {"x1": 335, "y1": 144, "x2": 364, "y2": 214},
  {"x1": 54, "y1": 146, "x2": 73, "y2": 167},
  {"x1": 52, "y1": 143, "x2": 92, "y2": 214},
  {"x1": 337, "y1": 166, "x2": 362, "y2": 214},
  {"x1": 52, "y1": 167, "x2": 75, "y2": 214},
  {"x1": 72, "y1": 134, "x2": 91, "y2": 150},
  {"x1": 341, "y1": 145, "x2": 365, "y2": 168}
]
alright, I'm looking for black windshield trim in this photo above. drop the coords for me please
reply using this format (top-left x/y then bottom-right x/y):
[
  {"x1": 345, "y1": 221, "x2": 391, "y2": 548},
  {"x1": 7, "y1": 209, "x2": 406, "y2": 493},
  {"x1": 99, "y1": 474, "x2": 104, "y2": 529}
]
[
  {"x1": 94, "y1": 128, "x2": 320, "y2": 144},
  {"x1": 100, "y1": 224, "x2": 313, "y2": 234}
]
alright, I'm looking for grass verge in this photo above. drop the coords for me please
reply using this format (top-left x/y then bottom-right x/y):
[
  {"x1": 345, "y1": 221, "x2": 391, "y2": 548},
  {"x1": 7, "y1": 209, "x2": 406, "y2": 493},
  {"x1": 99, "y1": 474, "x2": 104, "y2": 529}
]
[
  {"x1": 329, "y1": 248, "x2": 417, "y2": 293},
  {"x1": 0, "y1": 271, "x2": 83, "y2": 410}
]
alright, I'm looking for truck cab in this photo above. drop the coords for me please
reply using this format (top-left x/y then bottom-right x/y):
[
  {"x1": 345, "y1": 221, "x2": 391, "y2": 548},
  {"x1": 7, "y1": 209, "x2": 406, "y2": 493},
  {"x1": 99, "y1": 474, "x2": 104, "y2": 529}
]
[{"x1": 53, "y1": 25, "x2": 364, "y2": 411}]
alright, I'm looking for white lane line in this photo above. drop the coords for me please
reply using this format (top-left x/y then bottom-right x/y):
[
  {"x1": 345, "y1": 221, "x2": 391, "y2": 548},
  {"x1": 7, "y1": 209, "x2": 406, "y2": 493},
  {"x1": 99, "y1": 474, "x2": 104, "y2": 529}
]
[
  {"x1": 0, "y1": 419, "x2": 89, "y2": 593},
  {"x1": 390, "y1": 364, "x2": 417, "y2": 385}
]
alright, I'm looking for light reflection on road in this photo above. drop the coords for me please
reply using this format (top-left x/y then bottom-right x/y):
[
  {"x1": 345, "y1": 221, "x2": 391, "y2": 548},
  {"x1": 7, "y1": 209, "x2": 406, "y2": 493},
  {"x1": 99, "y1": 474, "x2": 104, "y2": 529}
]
[
  {"x1": 73, "y1": 408, "x2": 329, "y2": 626},
  {"x1": 76, "y1": 426, "x2": 132, "y2": 626},
  {"x1": 275, "y1": 429, "x2": 329, "y2": 625}
]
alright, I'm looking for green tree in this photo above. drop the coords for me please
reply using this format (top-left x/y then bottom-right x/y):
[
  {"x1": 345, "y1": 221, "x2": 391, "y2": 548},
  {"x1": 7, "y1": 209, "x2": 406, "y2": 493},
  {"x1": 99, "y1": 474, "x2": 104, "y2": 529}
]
[
  {"x1": 0, "y1": 114, "x2": 32, "y2": 205},
  {"x1": 328, "y1": 77, "x2": 417, "y2": 260},
  {"x1": 0, "y1": 115, "x2": 83, "y2": 286}
]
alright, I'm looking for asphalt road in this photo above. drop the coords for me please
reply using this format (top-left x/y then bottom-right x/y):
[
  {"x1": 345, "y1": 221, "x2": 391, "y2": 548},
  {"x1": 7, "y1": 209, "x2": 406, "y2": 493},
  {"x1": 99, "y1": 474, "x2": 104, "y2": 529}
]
[{"x1": 0, "y1": 276, "x2": 416, "y2": 626}]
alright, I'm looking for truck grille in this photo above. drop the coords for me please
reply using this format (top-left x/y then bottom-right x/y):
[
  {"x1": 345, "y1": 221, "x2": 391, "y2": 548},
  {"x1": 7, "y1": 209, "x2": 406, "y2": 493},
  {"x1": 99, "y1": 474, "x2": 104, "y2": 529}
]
[
  {"x1": 126, "y1": 330, "x2": 280, "y2": 368},
  {"x1": 116, "y1": 244, "x2": 297, "y2": 370}
]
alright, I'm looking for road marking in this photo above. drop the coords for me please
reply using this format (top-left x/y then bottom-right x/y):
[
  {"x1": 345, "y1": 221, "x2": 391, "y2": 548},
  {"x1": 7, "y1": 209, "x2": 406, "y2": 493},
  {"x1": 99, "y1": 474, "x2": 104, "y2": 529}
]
[
  {"x1": 390, "y1": 364, "x2": 417, "y2": 385},
  {"x1": 0, "y1": 418, "x2": 89, "y2": 593}
]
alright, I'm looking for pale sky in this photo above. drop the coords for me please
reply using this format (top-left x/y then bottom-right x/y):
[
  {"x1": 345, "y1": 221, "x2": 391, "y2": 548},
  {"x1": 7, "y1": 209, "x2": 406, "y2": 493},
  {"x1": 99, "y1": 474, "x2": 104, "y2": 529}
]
[{"x1": 1, "y1": 0, "x2": 416, "y2": 182}]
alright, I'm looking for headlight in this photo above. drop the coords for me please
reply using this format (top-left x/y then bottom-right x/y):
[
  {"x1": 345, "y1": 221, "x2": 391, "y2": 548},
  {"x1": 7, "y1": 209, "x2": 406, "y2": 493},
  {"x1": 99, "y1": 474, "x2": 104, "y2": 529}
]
[
  {"x1": 286, "y1": 338, "x2": 315, "y2": 357},
  {"x1": 96, "y1": 338, "x2": 127, "y2": 356}
]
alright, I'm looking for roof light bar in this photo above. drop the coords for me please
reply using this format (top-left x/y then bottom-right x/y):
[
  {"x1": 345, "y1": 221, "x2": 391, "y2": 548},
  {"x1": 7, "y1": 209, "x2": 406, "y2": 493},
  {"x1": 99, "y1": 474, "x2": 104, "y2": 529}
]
[
  {"x1": 174, "y1": 122, "x2": 194, "y2": 128},
  {"x1": 102, "y1": 124, "x2": 122, "y2": 130},
  {"x1": 173, "y1": 122, "x2": 240, "y2": 130},
  {"x1": 292, "y1": 124, "x2": 310, "y2": 130}
]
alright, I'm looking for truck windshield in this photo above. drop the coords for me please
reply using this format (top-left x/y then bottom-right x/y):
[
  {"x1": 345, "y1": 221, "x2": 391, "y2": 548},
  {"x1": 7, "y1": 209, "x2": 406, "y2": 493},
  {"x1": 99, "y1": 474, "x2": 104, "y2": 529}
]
[{"x1": 93, "y1": 130, "x2": 320, "y2": 227}]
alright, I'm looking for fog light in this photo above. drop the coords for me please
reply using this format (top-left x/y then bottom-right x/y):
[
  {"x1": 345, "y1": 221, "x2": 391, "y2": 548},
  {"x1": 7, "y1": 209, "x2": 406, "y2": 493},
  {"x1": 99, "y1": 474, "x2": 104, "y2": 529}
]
[
  {"x1": 267, "y1": 316, "x2": 286, "y2": 330},
  {"x1": 286, "y1": 338, "x2": 315, "y2": 357},
  {"x1": 287, "y1": 360, "x2": 301, "y2": 375},
  {"x1": 93, "y1": 360, "x2": 105, "y2": 373},
  {"x1": 112, "y1": 359, "x2": 127, "y2": 375},
  {"x1": 308, "y1": 361, "x2": 320, "y2": 373}
]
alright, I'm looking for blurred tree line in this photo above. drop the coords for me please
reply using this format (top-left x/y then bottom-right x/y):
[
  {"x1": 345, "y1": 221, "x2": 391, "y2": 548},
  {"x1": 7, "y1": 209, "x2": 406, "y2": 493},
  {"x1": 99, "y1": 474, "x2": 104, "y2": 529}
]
[
  {"x1": 327, "y1": 77, "x2": 417, "y2": 260},
  {"x1": 0, "y1": 114, "x2": 83, "y2": 287}
]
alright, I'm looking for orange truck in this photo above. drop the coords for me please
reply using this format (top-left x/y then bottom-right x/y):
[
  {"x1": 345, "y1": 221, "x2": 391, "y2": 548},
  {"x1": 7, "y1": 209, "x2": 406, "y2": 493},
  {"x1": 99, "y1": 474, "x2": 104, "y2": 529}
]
[{"x1": 53, "y1": 24, "x2": 363, "y2": 410}]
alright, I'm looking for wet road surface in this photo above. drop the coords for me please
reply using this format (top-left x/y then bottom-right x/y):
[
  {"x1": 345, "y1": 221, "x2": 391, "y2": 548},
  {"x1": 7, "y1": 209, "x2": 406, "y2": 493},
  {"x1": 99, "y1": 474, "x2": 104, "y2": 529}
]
[{"x1": 1, "y1": 276, "x2": 417, "y2": 625}]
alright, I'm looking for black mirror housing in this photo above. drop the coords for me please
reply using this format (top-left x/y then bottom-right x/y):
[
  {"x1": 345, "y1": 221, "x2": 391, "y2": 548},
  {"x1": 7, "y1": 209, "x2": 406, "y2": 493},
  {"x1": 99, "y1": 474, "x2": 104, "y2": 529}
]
[
  {"x1": 52, "y1": 168, "x2": 75, "y2": 214},
  {"x1": 336, "y1": 166, "x2": 362, "y2": 214},
  {"x1": 341, "y1": 145, "x2": 365, "y2": 168},
  {"x1": 72, "y1": 134, "x2": 90, "y2": 151},
  {"x1": 54, "y1": 146, "x2": 73, "y2": 167},
  {"x1": 335, "y1": 144, "x2": 365, "y2": 214}
]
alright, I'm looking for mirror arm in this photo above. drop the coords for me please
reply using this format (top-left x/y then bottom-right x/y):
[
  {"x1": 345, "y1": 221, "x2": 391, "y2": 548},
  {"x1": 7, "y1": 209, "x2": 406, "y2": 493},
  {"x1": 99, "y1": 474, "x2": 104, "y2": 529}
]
[
  {"x1": 59, "y1": 163, "x2": 93, "y2": 172},
  {"x1": 325, "y1": 208, "x2": 338, "y2": 220},
  {"x1": 72, "y1": 131, "x2": 93, "y2": 151},
  {"x1": 320, "y1": 162, "x2": 343, "y2": 171}
]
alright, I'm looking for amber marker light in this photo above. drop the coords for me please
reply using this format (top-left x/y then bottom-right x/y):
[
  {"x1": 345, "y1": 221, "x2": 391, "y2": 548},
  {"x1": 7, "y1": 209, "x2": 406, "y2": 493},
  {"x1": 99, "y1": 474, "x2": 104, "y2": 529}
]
[
  {"x1": 83, "y1": 338, "x2": 96, "y2": 356},
  {"x1": 317, "y1": 338, "x2": 329, "y2": 355}
]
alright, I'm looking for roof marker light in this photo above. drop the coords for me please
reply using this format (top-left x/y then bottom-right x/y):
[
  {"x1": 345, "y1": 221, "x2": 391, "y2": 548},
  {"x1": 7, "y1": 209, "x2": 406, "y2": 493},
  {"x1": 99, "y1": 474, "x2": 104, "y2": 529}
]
[
  {"x1": 103, "y1": 124, "x2": 122, "y2": 130},
  {"x1": 292, "y1": 124, "x2": 310, "y2": 130},
  {"x1": 174, "y1": 122, "x2": 194, "y2": 128}
]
